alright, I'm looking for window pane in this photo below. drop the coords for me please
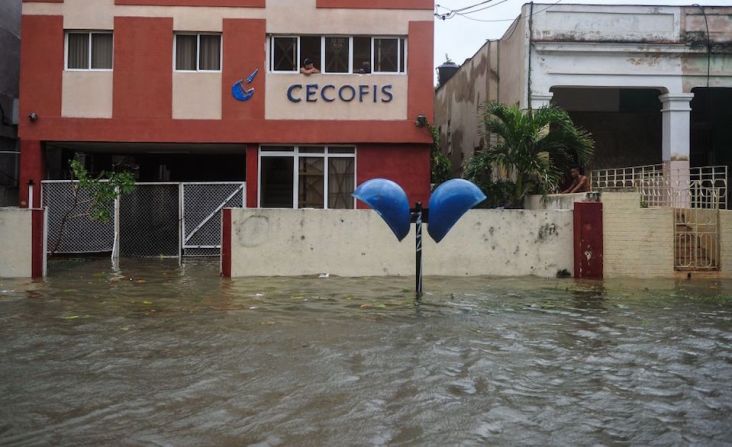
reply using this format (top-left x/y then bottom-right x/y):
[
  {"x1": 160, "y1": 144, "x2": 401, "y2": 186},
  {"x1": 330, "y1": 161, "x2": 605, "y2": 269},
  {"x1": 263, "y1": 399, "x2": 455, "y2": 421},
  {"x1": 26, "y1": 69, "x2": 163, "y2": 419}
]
[
  {"x1": 199, "y1": 35, "x2": 221, "y2": 70},
  {"x1": 353, "y1": 37, "x2": 371, "y2": 74},
  {"x1": 324, "y1": 37, "x2": 349, "y2": 73},
  {"x1": 175, "y1": 35, "x2": 197, "y2": 70},
  {"x1": 91, "y1": 33, "x2": 113, "y2": 69},
  {"x1": 299, "y1": 36, "x2": 321, "y2": 72},
  {"x1": 399, "y1": 38, "x2": 406, "y2": 72},
  {"x1": 328, "y1": 157, "x2": 355, "y2": 209},
  {"x1": 300, "y1": 146, "x2": 325, "y2": 154},
  {"x1": 272, "y1": 37, "x2": 297, "y2": 71},
  {"x1": 261, "y1": 157, "x2": 294, "y2": 208},
  {"x1": 67, "y1": 33, "x2": 89, "y2": 69},
  {"x1": 261, "y1": 146, "x2": 295, "y2": 152},
  {"x1": 298, "y1": 157, "x2": 324, "y2": 209},
  {"x1": 374, "y1": 38, "x2": 398, "y2": 72},
  {"x1": 328, "y1": 147, "x2": 355, "y2": 154}
]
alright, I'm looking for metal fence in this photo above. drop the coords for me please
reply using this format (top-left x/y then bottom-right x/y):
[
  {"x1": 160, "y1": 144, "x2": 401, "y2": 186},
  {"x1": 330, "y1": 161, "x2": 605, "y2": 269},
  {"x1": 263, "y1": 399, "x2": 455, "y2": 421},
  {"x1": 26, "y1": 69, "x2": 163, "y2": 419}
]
[
  {"x1": 590, "y1": 164, "x2": 728, "y2": 210},
  {"x1": 674, "y1": 208, "x2": 720, "y2": 271},
  {"x1": 41, "y1": 181, "x2": 245, "y2": 257}
]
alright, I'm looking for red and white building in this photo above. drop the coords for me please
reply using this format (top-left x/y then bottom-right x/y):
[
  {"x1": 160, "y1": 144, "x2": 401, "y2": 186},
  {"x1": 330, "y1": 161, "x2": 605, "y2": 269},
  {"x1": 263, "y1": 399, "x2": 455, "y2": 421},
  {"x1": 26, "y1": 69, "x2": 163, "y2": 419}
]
[{"x1": 19, "y1": 0, "x2": 434, "y2": 210}]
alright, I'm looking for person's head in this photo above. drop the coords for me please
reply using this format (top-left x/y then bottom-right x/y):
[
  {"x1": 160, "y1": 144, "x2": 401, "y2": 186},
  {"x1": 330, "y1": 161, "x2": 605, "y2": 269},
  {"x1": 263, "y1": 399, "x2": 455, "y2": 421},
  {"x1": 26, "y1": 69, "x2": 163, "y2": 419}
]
[
  {"x1": 303, "y1": 58, "x2": 314, "y2": 69},
  {"x1": 570, "y1": 167, "x2": 582, "y2": 178}
]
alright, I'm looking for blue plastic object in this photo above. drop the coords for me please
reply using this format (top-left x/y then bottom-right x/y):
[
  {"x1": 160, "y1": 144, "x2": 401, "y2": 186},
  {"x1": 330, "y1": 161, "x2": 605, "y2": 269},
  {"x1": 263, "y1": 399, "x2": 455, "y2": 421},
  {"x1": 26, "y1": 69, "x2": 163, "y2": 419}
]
[
  {"x1": 231, "y1": 69, "x2": 259, "y2": 102},
  {"x1": 353, "y1": 179, "x2": 411, "y2": 241},
  {"x1": 427, "y1": 179, "x2": 486, "y2": 243}
]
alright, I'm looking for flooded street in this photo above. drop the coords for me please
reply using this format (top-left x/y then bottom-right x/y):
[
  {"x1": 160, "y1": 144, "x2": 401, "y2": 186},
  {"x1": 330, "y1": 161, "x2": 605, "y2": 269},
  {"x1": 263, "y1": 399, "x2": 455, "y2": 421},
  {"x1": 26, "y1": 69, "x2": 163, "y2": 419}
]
[{"x1": 1, "y1": 259, "x2": 731, "y2": 446}]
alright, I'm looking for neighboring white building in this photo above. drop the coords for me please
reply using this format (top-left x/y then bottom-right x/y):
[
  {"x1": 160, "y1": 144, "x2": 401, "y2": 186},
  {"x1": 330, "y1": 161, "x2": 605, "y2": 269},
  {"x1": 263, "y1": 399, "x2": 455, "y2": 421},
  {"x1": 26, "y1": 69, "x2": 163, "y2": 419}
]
[{"x1": 435, "y1": 3, "x2": 732, "y2": 194}]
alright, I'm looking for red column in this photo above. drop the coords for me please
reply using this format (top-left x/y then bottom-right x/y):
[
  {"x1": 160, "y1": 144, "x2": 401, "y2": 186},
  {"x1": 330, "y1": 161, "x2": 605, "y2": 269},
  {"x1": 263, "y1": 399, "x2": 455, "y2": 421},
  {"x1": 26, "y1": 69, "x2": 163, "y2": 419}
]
[
  {"x1": 246, "y1": 145, "x2": 258, "y2": 208},
  {"x1": 222, "y1": 19, "x2": 266, "y2": 121},
  {"x1": 31, "y1": 208, "x2": 46, "y2": 278},
  {"x1": 221, "y1": 208, "x2": 232, "y2": 278},
  {"x1": 407, "y1": 21, "x2": 434, "y2": 123},
  {"x1": 19, "y1": 140, "x2": 43, "y2": 208},
  {"x1": 573, "y1": 202, "x2": 603, "y2": 279},
  {"x1": 356, "y1": 144, "x2": 430, "y2": 208}
]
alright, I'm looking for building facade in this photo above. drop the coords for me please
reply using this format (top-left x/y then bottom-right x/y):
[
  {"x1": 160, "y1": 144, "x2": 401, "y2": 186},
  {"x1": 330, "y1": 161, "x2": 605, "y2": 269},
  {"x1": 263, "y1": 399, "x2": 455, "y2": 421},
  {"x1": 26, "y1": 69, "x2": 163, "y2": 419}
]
[
  {"x1": 435, "y1": 3, "x2": 732, "y2": 193},
  {"x1": 0, "y1": 0, "x2": 21, "y2": 206},
  {"x1": 19, "y1": 0, "x2": 434, "y2": 210}
]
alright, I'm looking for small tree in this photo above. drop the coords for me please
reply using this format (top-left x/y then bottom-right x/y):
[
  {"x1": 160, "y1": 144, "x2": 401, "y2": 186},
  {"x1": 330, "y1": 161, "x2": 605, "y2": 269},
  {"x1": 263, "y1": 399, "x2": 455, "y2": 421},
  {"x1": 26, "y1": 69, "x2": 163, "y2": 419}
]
[
  {"x1": 464, "y1": 102, "x2": 593, "y2": 208},
  {"x1": 430, "y1": 126, "x2": 452, "y2": 186},
  {"x1": 51, "y1": 159, "x2": 135, "y2": 254}
]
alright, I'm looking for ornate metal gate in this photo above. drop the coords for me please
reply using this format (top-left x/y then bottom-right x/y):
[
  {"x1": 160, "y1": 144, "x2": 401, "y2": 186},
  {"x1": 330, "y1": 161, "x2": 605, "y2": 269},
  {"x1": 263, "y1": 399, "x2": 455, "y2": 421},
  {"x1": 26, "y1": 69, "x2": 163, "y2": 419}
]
[{"x1": 674, "y1": 208, "x2": 719, "y2": 271}]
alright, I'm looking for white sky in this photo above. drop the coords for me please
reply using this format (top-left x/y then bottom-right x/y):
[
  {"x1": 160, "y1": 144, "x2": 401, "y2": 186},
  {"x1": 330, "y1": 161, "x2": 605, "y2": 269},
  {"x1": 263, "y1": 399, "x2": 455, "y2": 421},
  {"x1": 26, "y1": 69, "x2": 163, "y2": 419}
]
[{"x1": 434, "y1": 0, "x2": 730, "y2": 68}]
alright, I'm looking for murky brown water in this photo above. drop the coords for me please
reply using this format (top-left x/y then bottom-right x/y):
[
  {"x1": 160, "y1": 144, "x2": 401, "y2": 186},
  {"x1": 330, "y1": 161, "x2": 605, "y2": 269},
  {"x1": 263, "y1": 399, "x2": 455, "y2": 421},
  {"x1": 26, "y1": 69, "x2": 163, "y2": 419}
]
[{"x1": 1, "y1": 258, "x2": 731, "y2": 446}]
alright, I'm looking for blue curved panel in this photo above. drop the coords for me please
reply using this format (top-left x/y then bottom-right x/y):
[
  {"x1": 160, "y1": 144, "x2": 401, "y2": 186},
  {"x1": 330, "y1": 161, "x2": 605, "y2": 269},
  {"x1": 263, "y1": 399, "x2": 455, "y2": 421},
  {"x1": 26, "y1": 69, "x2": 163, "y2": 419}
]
[
  {"x1": 232, "y1": 80, "x2": 254, "y2": 102},
  {"x1": 353, "y1": 179, "x2": 411, "y2": 241},
  {"x1": 427, "y1": 179, "x2": 486, "y2": 243}
]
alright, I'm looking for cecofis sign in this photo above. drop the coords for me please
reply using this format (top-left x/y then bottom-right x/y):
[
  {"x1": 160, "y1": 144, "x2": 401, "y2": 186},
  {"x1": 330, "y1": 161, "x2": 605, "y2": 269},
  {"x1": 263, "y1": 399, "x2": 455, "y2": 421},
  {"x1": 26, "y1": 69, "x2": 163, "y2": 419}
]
[{"x1": 287, "y1": 84, "x2": 394, "y2": 103}]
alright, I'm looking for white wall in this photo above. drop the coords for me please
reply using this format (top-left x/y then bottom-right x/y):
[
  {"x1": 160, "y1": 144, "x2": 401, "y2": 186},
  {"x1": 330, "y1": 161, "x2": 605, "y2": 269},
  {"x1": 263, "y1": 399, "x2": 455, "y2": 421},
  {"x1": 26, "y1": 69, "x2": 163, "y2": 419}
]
[
  {"x1": 0, "y1": 207, "x2": 32, "y2": 278},
  {"x1": 228, "y1": 208, "x2": 573, "y2": 277}
]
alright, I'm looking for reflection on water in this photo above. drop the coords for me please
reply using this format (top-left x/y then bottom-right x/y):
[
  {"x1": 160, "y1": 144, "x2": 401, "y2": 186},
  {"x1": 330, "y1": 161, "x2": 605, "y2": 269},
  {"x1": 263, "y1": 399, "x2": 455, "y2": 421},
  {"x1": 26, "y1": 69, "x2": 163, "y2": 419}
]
[{"x1": 1, "y1": 258, "x2": 731, "y2": 446}]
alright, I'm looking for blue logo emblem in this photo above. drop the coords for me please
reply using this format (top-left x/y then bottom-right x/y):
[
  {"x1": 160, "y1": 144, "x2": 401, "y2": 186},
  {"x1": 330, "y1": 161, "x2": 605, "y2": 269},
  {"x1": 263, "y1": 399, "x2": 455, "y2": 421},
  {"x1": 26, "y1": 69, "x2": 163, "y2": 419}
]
[{"x1": 232, "y1": 69, "x2": 258, "y2": 102}]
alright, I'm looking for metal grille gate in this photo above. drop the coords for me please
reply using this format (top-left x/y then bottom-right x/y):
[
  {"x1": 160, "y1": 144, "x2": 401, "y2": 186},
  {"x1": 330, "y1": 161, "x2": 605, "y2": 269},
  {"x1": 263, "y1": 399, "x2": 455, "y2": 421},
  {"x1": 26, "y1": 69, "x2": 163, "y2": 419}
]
[
  {"x1": 42, "y1": 181, "x2": 245, "y2": 257},
  {"x1": 674, "y1": 208, "x2": 720, "y2": 271}
]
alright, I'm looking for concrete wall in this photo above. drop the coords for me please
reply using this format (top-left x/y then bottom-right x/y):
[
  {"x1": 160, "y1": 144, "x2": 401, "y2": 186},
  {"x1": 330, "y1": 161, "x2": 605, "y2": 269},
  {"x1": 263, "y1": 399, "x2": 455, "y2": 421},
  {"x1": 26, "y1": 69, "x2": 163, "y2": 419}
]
[
  {"x1": 226, "y1": 208, "x2": 573, "y2": 277},
  {"x1": 498, "y1": 15, "x2": 527, "y2": 108},
  {"x1": 524, "y1": 193, "x2": 586, "y2": 211},
  {"x1": 0, "y1": 207, "x2": 32, "y2": 278},
  {"x1": 720, "y1": 210, "x2": 732, "y2": 276},
  {"x1": 601, "y1": 192, "x2": 675, "y2": 278}
]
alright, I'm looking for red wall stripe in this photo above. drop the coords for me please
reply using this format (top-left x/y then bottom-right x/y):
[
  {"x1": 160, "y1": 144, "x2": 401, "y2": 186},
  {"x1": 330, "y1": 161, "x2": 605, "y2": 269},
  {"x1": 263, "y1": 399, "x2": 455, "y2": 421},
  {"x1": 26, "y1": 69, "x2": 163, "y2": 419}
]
[
  {"x1": 221, "y1": 208, "x2": 232, "y2": 277},
  {"x1": 21, "y1": 118, "x2": 432, "y2": 144},
  {"x1": 31, "y1": 209, "x2": 45, "y2": 278},
  {"x1": 407, "y1": 21, "x2": 434, "y2": 123},
  {"x1": 18, "y1": 15, "x2": 63, "y2": 133},
  {"x1": 113, "y1": 17, "x2": 173, "y2": 119},
  {"x1": 317, "y1": 0, "x2": 433, "y2": 9},
  {"x1": 222, "y1": 19, "x2": 266, "y2": 121},
  {"x1": 357, "y1": 144, "x2": 431, "y2": 208},
  {"x1": 23, "y1": 0, "x2": 64, "y2": 3},
  {"x1": 116, "y1": 0, "x2": 264, "y2": 6}
]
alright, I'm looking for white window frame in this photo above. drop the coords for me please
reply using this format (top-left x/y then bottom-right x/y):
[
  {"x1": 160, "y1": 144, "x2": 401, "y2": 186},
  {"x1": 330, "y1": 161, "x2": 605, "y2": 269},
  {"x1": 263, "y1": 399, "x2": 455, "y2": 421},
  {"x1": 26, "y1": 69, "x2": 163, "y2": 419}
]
[
  {"x1": 372, "y1": 37, "x2": 407, "y2": 75},
  {"x1": 64, "y1": 31, "x2": 114, "y2": 72},
  {"x1": 268, "y1": 35, "x2": 300, "y2": 73},
  {"x1": 266, "y1": 35, "x2": 407, "y2": 76},
  {"x1": 173, "y1": 32, "x2": 222, "y2": 73},
  {"x1": 321, "y1": 36, "x2": 353, "y2": 75},
  {"x1": 258, "y1": 145, "x2": 357, "y2": 209}
]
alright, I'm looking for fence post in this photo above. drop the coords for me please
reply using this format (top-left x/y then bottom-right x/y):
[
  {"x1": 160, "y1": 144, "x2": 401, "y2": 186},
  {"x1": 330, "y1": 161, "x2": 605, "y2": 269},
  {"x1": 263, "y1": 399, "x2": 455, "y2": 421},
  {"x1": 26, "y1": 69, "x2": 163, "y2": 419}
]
[
  {"x1": 111, "y1": 190, "x2": 120, "y2": 269},
  {"x1": 178, "y1": 183, "x2": 184, "y2": 264}
]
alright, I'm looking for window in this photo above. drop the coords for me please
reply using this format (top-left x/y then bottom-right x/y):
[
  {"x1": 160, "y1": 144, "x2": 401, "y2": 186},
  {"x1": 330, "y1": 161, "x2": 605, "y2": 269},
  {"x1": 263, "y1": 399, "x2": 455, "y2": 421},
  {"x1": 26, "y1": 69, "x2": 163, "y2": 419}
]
[
  {"x1": 66, "y1": 32, "x2": 113, "y2": 70},
  {"x1": 175, "y1": 33, "x2": 221, "y2": 71},
  {"x1": 268, "y1": 35, "x2": 406, "y2": 74},
  {"x1": 259, "y1": 146, "x2": 356, "y2": 209},
  {"x1": 323, "y1": 37, "x2": 350, "y2": 73},
  {"x1": 271, "y1": 36, "x2": 298, "y2": 72}
]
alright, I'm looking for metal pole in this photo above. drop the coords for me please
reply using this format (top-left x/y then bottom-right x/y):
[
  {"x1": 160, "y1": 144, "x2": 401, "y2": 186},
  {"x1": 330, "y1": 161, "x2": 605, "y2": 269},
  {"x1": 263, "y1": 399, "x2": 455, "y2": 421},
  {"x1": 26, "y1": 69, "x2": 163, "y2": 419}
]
[{"x1": 415, "y1": 202, "x2": 423, "y2": 298}]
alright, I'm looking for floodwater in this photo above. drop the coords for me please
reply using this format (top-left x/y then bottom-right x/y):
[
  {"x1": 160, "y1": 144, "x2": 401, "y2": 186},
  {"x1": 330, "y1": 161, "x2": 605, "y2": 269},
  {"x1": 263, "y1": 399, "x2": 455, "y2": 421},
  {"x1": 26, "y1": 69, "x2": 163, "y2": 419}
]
[{"x1": 1, "y1": 259, "x2": 731, "y2": 446}]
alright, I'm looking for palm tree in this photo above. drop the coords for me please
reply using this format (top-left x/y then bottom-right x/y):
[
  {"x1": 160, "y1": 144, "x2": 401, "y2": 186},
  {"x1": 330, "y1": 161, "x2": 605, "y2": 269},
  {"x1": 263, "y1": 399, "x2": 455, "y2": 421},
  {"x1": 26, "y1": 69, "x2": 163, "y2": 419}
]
[{"x1": 466, "y1": 102, "x2": 593, "y2": 208}]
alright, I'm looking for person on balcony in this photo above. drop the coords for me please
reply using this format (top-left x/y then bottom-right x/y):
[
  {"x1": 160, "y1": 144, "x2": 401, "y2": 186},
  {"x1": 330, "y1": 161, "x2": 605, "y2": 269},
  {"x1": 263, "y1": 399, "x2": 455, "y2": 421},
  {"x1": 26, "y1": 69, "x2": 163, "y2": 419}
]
[
  {"x1": 562, "y1": 167, "x2": 590, "y2": 193},
  {"x1": 300, "y1": 58, "x2": 320, "y2": 76}
]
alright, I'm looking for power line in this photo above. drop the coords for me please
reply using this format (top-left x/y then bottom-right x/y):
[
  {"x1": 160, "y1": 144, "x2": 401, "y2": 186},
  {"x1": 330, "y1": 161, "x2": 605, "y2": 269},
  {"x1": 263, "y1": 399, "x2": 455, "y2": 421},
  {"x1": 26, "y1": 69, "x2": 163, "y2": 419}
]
[{"x1": 435, "y1": 0, "x2": 507, "y2": 20}]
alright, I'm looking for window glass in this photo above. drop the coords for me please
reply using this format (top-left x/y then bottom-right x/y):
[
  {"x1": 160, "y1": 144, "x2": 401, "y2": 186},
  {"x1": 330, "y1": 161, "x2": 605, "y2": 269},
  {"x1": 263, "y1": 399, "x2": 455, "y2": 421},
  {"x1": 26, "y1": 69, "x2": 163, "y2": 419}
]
[
  {"x1": 261, "y1": 157, "x2": 294, "y2": 208},
  {"x1": 299, "y1": 36, "x2": 321, "y2": 72},
  {"x1": 272, "y1": 37, "x2": 297, "y2": 71},
  {"x1": 199, "y1": 35, "x2": 221, "y2": 71},
  {"x1": 324, "y1": 37, "x2": 349, "y2": 73},
  {"x1": 300, "y1": 147, "x2": 325, "y2": 154},
  {"x1": 328, "y1": 157, "x2": 355, "y2": 209},
  {"x1": 353, "y1": 37, "x2": 371, "y2": 74},
  {"x1": 175, "y1": 35, "x2": 197, "y2": 70},
  {"x1": 329, "y1": 147, "x2": 355, "y2": 154},
  {"x1": 298, "y1": 158, "x2": 325, "y2": 208},
  {"x1": 91, "y1": 33, "x2": 113, "y2": 69},
  {"x1": 374, "y1": 38, "x2": 399, "y2": 73},
  {"x1": 67, "y1": 33, "x2": 89, "y2": 69}
]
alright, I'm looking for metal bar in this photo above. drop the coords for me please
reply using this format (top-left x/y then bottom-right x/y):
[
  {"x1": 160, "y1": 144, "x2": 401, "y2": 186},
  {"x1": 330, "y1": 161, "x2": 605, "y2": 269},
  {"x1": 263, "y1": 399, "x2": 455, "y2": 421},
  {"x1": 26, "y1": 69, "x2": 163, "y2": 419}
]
[
  {"x1": 184, "y1": 184, "x2": 244, "y2": 244},
  {"x1": 415, "y1": 202, "x2": 423, "y2": 299}
]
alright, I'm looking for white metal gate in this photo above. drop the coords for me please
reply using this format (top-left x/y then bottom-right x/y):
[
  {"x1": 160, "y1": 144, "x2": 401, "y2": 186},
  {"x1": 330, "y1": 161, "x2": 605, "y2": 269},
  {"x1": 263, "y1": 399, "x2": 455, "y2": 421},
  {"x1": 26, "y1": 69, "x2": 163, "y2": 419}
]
[
  {"x1": 674, "y1": 208, "x2": 720, "y2": 271},
  {"x1": 42, "y1": 181, "x2": 245, "y2": 258}
]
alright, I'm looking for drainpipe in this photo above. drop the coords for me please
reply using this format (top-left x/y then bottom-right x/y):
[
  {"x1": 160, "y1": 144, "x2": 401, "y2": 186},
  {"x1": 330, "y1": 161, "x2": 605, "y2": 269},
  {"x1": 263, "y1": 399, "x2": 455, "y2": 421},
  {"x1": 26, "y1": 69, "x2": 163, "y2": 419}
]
[{"x1": 527, "y1": 2, "x2": 534, "y2": 111}]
